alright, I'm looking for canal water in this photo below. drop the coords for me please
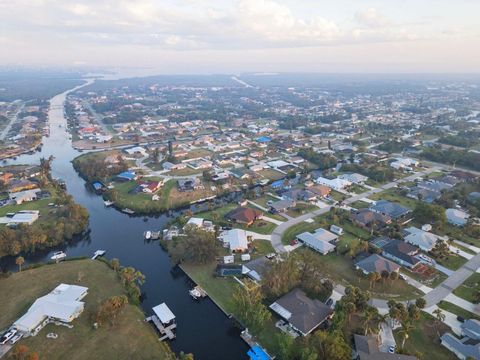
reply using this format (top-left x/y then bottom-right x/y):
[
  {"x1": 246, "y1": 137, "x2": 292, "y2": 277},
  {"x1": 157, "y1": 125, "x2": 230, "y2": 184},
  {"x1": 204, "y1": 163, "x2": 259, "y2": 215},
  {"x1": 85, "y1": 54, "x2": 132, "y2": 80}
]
[{"x1": 1, "y1": 81, "x2": 249, "y2": 359}]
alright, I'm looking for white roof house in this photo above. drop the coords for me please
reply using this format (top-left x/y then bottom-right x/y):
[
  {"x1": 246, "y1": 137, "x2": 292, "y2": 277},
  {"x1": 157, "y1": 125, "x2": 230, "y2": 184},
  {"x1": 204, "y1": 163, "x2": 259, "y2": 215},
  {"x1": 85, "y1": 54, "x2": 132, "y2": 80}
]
[
  {"x1": 152, "y1": 303, "x2": 175, "y2": 325},
  {"x1": 267, "y1": 160, "x2": 290, "y2": 169},
  {"x1": 404, "y1": 227, "x2": 440, "y2": 252},
  {"x1": 338, "y1": 173, "x2": 368, "y2": 185},
  {"x1": 446, "y1": 208, "x2": 469, "y2": 227},
  {"x1": 315, "y1": 177, "x2": 351, "y2": 191},
  {"x1": 296, "y1": 228, "x2": 338, "y2": 255},
  {"x1": 14, "y1": 284, "x2": 88, "y2": 335},
  {"x1": 9, "y1": 210, "x2": 40, "y2": 225},
  {"x1": 220, "y1": 229, "x2": 249, "y2": 252},
  {"x1": 9, "y1": 189, "x2": 41, "y2": 205}
]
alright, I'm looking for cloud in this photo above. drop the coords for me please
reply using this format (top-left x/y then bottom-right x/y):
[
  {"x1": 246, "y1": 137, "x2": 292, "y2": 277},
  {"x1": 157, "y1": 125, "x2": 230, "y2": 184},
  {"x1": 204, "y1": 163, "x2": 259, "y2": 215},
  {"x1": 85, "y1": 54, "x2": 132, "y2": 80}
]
[{"x1": 354, "y1": 8, "x2": 390, "y2": 29}]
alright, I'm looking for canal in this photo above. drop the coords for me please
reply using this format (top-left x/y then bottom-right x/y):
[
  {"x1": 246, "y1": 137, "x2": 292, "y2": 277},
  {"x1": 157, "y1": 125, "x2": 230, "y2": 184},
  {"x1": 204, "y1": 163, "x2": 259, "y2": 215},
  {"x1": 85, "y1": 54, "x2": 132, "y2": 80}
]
[{"x1": 1, "y1": 80, "x2": 249, "y2": 359}]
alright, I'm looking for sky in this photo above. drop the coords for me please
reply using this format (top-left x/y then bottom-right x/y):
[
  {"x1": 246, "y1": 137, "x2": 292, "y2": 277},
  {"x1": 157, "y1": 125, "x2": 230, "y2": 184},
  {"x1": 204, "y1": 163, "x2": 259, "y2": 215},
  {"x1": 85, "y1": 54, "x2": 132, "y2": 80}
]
[{"x1": 0, "y1": 0, "x2": 479, "y2": 74}]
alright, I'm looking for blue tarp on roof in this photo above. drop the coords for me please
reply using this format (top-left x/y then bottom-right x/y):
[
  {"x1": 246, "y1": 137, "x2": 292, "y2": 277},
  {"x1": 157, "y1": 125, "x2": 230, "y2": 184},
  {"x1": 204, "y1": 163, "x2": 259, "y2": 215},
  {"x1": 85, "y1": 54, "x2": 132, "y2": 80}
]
[
  {"x1": 247, "y1": 346, "x2": 270, "y2": 360},
  {"x1": 256, "y1": 136, "x2": 271, "y2": 143},
  {"x1": 116, "y1": 171, "x2": 136, "y2": 180},
  {"x1": 271, "y1": 180, "x2": 284, "y2": 189}
]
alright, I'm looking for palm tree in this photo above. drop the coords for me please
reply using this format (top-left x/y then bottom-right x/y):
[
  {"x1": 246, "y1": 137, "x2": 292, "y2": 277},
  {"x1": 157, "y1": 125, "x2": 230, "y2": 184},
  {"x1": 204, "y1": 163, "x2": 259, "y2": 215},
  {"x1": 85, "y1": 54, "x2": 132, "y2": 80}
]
[
  {"x1": 399, "y1": 320, "x2": 415, "y2": 348},
  {"x1": 16, "y1": 256, "x2": 25, "y2": 272},
  {"x1": 432, "y1": 308, "x2": 445, "y2": 336},
  {"x1": 344, "y1": 302, "x2": 356, "y2": 321},
  {"x1": 361, "y1": 307, "x2": 379, "y2": 335},
  {"x1": 368, "y1": 272, "x2": 380, "y2": 289}
]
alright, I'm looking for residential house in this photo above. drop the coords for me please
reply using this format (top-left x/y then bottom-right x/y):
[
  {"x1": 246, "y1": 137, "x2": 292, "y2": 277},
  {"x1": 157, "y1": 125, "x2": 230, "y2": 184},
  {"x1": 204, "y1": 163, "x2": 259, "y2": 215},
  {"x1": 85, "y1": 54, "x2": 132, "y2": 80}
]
[
  {"x1": 308, "y1": 185, "x2": 331, "y2": 198},
  {"x1": 8, "y1": 179, "x2": 38, "y2": 193},
  {"x1": 163, "y1": 161, "x2": 187, "y2": 171},
  {"x1": 441, "y1": 320, "x2": 480, "y2": 360},
  {"x1": 446, "y1": 208, "x2": 469, "y2": 227},
  {"x1": 13, "y1": 284, "x2": 88, "y2": 336},
  {"x1": 220, "y1": 229, "x2": 250, "y2": 252},
  {"x1": 8, "y1": 210, "x2": 40, "y2": 225},
  {"x1": 370, "y1": 200, "x2": 411, "y2": 221},
  {"x1": 381, "y1": 239, "x2": 421, "y2": 269},
  {"x1": 9, "y1": 188, "x2": 41, "y2": 205},
  {"x1": 296, "y1": 228, "x2": 338, "y2": 255},
  {"x1": 283, "y1": 189, "x2": 317, "y2": 202},
  {"x1": 403, "y1": 226, "x2": 441, "y2": 252},
  {"x1": 225, "y1": 207, "x2": 263, "y2": 226},
  {"x1": 185, "y1": 217, "x2": 214, "y2": 232},
  {"x1": 315, "y1": 176, "x2": 352, "y2": 191},
  {"x1": 339, "y1": 173, "x2": 368, "y2": 185},
  {"x1": 355, "y1": 254, "x2": 400, "y2": 275},
  {"x1": 270, "y1": 199, "x2": 296, "y2": 213},
  {"x1": 177, "y1": 177, "x2": 204, "y2": 192},
  {"x1": 350, "y1": 208, "x2": 392, "y2": 230},
  {"x1": 114, "y1": 171, "x2": 138, "y2": 182},
  {"x1": 354, "y1": 333, "x2": 418, "y2": 360},
  {"x1": 269, "y1": 288, "x2": 333, "y2": 336}
]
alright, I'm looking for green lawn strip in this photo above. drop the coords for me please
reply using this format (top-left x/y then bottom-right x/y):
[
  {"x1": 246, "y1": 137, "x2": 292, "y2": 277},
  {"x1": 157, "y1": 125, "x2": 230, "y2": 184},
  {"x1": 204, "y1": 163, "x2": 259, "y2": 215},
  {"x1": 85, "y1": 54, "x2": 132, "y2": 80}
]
[
  {"x1": 393, "y1": 312, "x2": 456, "y2": 360},
  {"x1": 330, "y1": 190, "x2": 346, "y2": 201},
  {"x1": 451, "y1": 242, "x2": 476, "y2": 255},
  {"x1": 0, "y1": 259, "x2": 175, "y2": 360},
  {"x1": 349, "y1": 184, "x2": 368, "y2": 194},
  {"x1": 252, "y1": 240, "x2": 275, "y2": 256},
  {"x1": 452, "y1": 273, "x2": 480, "y2": 304},
  {"x1": 349, "y1": 200, "x2": 370, "y2": 209},
  {"x1": 438, "y1": 224, "x2": 480, "y2": 248},
  {"x1": 437, "y1": 301, "x2": 480, "y2": 321},
  {"x1": 165, "y1": 167, "x2": 202, "y2": 176}
]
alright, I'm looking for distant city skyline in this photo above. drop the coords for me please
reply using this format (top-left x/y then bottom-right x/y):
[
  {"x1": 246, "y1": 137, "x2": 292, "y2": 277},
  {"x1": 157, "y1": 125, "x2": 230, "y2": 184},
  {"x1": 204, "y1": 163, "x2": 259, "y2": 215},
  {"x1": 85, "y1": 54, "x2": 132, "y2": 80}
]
[{"x1": 1, "y1": 0, "x2": 479, "y2": 73}]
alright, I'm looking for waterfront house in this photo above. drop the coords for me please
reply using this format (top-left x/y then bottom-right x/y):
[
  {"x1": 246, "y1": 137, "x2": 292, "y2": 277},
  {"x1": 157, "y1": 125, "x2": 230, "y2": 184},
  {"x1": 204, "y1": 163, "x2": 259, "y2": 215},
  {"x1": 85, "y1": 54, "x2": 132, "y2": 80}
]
[
  {"x1": 115, "y1": 171, "x2": 137, "y2": 182},
  {"x1": 9, "y1": 188, "x2": 41, "y2": 205},
  {"x1": 220, "y1": 229, "x2": 250, "y2": 252},
  {"x1": 225, "y1": 207, "x2": 263, "y2": 226},
  {"x1": 14, "y1": 283, "x2": 88, "y2": 336},
  {"x1": 269, "y1": 288, "x2": 332, "y2": 336},
  {"x1": 177, "y1": 177, "x2": 204, "y2": 192}
]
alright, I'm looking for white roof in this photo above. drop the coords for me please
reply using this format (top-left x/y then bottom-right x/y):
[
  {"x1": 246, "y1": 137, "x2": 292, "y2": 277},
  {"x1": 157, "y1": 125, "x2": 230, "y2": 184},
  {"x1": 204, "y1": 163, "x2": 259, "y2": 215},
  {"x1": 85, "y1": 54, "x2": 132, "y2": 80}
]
[
  {"x1": 14, "y1": 283, "x2": 88, "y2": 332},
  {"x1": 152, "y1": 303, "x2": 175, "y2": 324},
  {"x1": 186, "y1": 217, "x2": 204, "y2": 227},
  {"x1": 404, "y1": 227, "x2": 439, "y2": 250},
  {"x1": 267, "y1": 160, "x2": 289, "y2": 168},
  {"x1": 221, "y1": 229, "x2": 249, "y2": 251}
]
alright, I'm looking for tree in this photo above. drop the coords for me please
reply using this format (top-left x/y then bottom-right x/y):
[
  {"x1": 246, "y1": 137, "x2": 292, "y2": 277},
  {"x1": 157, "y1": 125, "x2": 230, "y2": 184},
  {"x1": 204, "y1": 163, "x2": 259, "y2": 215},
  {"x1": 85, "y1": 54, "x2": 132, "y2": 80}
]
[
  {"x1": 380, "y1": 270, "x2": 390, "y2": 284},
  {"x1": 151, "y1": 147, "x2": 160, "y2": 163},
  {"x1": 399, "y1": 320, "x2": 416, "y2": 349},
  {"x1": 119, "y1": 267, "x2": 145, "y2": 303},
  {"x1": 344, "y1": 301, "x2": 356, "y2": 321},
  {"x1": 110, "y1": 258, "x2": 120, "y2": 271},
  {"x1": 178, "y1": 352, "x2": 194, "y2": 360},
  {"x1": 15, "y1": 256, "x2": 25, "y2": 272},
  {"x1": 412, "y1": 203, "x2": 447, "y2": 229},
  {"x1": 96, "y1": 295, "x2": 129, "y2": 326},
  {"x1": 432, "y1": 308, "x2": 446, "y2": 336},
  {"x1": 389, "y1": 271, "x2": 399, "y2": 282},
  {"x1": 368, "y1": 272, "x2": 380, "y2": 289},
  {"x1": 232, "y1": 282, "x2": 271, "y2": 333},
  {"x1": 415, "y1": 298, "x2": 426, "y2": 309},
  {"x1": 361, "y1": 306, "x2": 379, "y2": 335},
  {"x1": 170, "y1": 226, "x2": 220, "y2": 265}
]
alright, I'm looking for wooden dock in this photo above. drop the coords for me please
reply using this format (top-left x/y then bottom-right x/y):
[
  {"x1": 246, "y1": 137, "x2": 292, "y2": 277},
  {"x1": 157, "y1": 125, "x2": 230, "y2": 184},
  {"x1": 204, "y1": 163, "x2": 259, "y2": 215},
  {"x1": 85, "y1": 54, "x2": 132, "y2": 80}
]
[{"x1": 146, "y1": 315, "x2": 176, "y2": 341}]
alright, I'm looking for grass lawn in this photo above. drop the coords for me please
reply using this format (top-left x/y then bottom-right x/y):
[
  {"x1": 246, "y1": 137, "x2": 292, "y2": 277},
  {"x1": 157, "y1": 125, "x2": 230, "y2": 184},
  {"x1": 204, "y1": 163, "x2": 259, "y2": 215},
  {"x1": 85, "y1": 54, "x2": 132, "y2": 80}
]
[
  {"x1": 438, "y1": 301, "x2": 480, "y2": 321},
  {"x1": 165, "y1": 167, "x2": 202, "y2": 176},
  {"x1": 433, "y1": 253, "x2": 467, "y2": 271},
  {"x1": 393, "y1": 313, "x2": 456, "y2": 360},
  {"x1": 368, "y1": 188, "x2": 418, "y2": 210},
  {"x1": 180, "y1": 262, "x2": 238, "y2": 314},
  {"x1": 400, "y1": 267, "x2": 447, "y2": 288},
  {"x1": 349, "y1": 200, "x2": 370, "y2": 209},
  {"x1": 330, "y1": 190, "x2": 346, "y2": 201},
  {"x1": 349, "y1": 184, "x2": 368, "y2": 194},
  {"x1": 0, "y1": 259, "x2": 175, "y2": 360},
  {"x1": 298, "y1": 249, "x2": 422, "y2": 300},
  {"x1": 184, "y1": 148, "x2": 212, "y2": 160},
  {"x1": 453, "y1": 273, "x2": 480, "y2": 304},
  {"x1": 438, "y1": 224, "x2": 480, "y2": 248},
  {"x1": 257, "y1": 169, "x2": 285, "y2": 181},
  {"x1": 286, "y1": 202, "x2": 318, "y2": 217},
  {"x1": 252, "y1": 240, "x2": 275, "y2": 256}
]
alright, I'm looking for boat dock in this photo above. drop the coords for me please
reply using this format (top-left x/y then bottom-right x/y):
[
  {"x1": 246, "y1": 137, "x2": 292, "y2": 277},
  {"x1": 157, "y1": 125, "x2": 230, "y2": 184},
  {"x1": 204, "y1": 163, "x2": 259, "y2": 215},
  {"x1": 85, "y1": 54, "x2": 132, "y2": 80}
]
[
  {"x1": 146, "y1": 315, "x2": 177, "y2": 341},
  {"x1": 146, "y1": 303, "x2": 176, "y2": 341},
  {"x1": 92, "y1": 250, "x2": 106, "y2": 260}
]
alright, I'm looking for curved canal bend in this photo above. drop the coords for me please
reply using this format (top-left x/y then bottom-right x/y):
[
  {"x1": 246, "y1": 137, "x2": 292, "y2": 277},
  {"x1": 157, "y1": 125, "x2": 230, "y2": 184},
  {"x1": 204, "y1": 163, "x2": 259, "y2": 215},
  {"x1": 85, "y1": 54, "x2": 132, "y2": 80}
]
[{"x1": 2, "y1": 80, "x2": 249, "y2": 359}]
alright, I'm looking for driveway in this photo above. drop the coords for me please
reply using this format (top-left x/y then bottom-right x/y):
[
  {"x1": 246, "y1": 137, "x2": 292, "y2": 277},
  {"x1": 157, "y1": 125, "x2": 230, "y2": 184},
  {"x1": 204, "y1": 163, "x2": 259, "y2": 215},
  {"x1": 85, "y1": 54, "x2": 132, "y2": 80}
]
[
  {"x1": 424, "y1": 305, "x2": 463, "y2": 336},
  {"x1": 379, "y1": 323, "x2": 396, "y2": 353}
]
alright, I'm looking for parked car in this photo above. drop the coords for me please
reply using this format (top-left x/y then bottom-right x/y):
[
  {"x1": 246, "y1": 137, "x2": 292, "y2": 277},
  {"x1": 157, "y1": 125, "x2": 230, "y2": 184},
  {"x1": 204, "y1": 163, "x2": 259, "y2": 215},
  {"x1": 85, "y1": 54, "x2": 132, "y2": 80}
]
[
  {"x1": 388, "y1": 345, "x2": 396, "y2": 354},
  {"x1": 0, "y1": 328, "x2": 17, "y2": 345},
  {"x1": 9, "y1": 333, "x2": 23, "y2": 345},
  {"x1": 457, "y1": 316, "x2": 465, "y2": 323},
  {"x1": 399, "y1": 273, "x2": 407, "y2": 281},
  {"x1": 326, "y1": 298, "x2": 333, "y2": 307}
]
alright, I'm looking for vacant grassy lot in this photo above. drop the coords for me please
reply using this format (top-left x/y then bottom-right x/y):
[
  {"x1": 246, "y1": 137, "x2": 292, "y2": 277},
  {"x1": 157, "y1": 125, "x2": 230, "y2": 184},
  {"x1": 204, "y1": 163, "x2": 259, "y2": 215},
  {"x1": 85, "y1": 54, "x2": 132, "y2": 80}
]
[
  {"x1": 286, "y1": 202, "x2": 318, "y2": 217},
  {"x1": 0, "y1": 260, "x2": 175, "y2": 360},
  {"x1": 453, "y1": 273, "x2": 480, "y2": 304},
  {"x1": 165, "y1": 167, "x2": 202, "y2": 176},
  {"x1": 184, "y1": 148, "x2": 212, "y2": 160},
  {"x1": 432, "y1": 252, "x2": 467, "y2": 271},
  {"x1": 257, "y1": 169, "x2": 285, "y2": 181},
  {"x1": 349, "y1": 200, "x2": 370, "y2": 209},
  {"x1": 393, "y1": 313, "x2": 455, "y2": 360}
]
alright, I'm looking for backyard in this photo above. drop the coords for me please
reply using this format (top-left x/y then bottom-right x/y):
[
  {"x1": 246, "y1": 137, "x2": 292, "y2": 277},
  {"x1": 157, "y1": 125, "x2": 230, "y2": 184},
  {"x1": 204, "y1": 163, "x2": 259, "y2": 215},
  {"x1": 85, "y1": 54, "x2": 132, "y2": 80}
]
[{"x1": 0, "y1": 259, "x2": 175, "y2": 360}]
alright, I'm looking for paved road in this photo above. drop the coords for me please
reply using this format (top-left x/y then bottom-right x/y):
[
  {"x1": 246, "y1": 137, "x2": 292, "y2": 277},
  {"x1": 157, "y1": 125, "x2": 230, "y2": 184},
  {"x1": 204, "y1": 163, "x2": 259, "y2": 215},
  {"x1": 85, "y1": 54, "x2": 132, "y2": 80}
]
[
  {"x1": 81, "y1": 100, "x2": 110, "y2": 134},
  {"x1": 0, "y1": 102, "x2": 24, "y2": 140}
]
